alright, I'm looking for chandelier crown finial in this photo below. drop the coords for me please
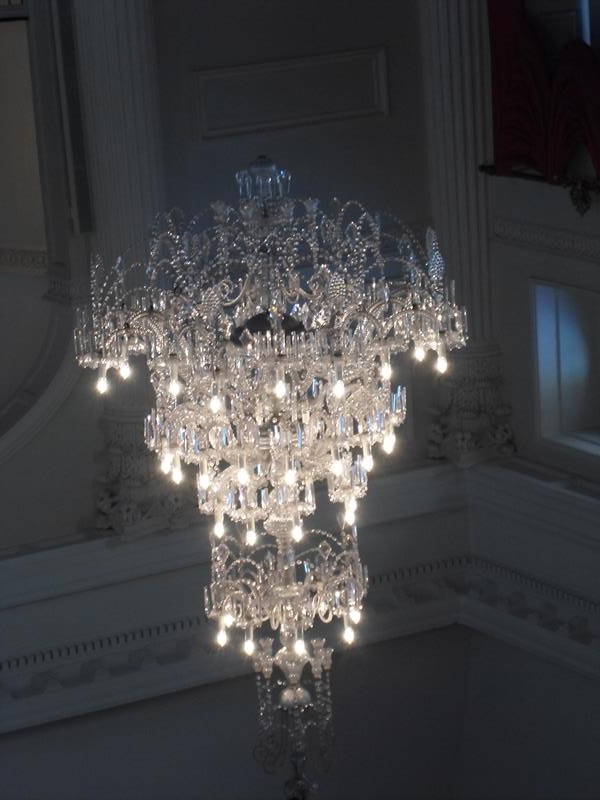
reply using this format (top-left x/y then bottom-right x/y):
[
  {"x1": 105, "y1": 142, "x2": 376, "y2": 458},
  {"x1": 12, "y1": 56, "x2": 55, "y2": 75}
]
[{"x1": 236, "y1": 154, "x2": 291, "y2": 201}]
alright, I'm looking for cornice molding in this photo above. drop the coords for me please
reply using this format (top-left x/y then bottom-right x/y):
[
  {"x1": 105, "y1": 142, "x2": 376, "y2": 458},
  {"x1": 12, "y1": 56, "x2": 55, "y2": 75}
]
[
  {"x1": 493, "y1": 216, "x2": 600, "y2": 262},
  {"x1": 1, "y1": 553, "x2": 598, "y2": 734}
]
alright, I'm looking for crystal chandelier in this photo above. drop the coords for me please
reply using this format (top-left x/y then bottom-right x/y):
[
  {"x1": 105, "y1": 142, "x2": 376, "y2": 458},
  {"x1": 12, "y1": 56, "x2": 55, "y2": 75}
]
[{"x1": 74, "y1": 157, "x2": 467, "y2": 794}]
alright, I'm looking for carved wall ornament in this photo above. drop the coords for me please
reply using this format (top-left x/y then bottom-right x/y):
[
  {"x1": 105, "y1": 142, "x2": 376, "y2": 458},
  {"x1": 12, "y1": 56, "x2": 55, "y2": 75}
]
[
  {"x1": 428, "y1": 345, "x2": 515, "y2": 465},
  {"x1": 95, "y1": 393, "x2": 196, "y2": 540},
  {"x1": 493, "y1": 216, "x2": 600, "y2": 262}
]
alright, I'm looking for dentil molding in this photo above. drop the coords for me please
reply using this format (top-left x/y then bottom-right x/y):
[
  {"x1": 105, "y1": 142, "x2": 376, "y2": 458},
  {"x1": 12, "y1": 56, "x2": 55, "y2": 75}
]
[
  {"x1": 0, "y1": 248, "x2": 48, "y2": 274},
  {"x1": 1, "y1": 553, "x2": 599, "y2": 734},
  {"x1": 493, "y1": 216, "x2": 600, "y2": 262}
]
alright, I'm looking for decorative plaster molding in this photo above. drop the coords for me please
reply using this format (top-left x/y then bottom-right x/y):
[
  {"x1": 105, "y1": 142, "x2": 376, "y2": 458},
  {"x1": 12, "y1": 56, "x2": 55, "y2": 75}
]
[
  {"x1": 0, "y1": 248, "x2": 48, "y2": 274},
  {"x1": 429, "y1": 343, "x2": 515, "y2": 466},
  {"x1": 493, "y1": 217, "x2": 600, "y2": 262},
  {"x1": 191, "y1": 48, "x2": 388, "y2": 140},
  {"x1": 1, "y1": 553, "x2": 599, "y2": 733},
  {"x1": 44, "y1": 272, "x2": 72, "y2": 304},
  {"x1": 94, "y1": 395, "x2": 196, "y2": 540}
]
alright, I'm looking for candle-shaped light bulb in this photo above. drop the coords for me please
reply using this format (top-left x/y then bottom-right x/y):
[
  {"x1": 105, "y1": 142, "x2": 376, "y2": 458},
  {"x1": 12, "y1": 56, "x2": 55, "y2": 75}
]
[
  {"x1": 246, "y1": 525, "x2": 257, "y2": 546},
  {"x1": 382, "y1": 431, "x2": 396, "y2": 454},
  {"x1": 294, "y1": 638, "x2": 306, "y2": 656},
  {"x1": 380, "y1": 361, "x2": 392, "y2": 380},
  {"x1": 332, "y1": 379, "x2": 345, "y2": 398},
  {"x1": 343, "y1": 625, "x2": 355, "y2": 644},
  {"x1": 274, "y1": 367, "x2": 287, "y2": 398},
  {"x1": 216, "y1": 629, "x2": 228, "y2": 647},
  {"x1": 96, "y1": 366, "x2": 109, "y2": 395},
  {"x1": 414, "y1": 345, "x2": 426, "y2": 362},
  {"x1": 209, "y1": 394, "x2": 222, "y2": 413},
  {"x1": 331, "y1": 459, "x2": 344, "y2": 477},
  {"x1": 119, "y1": 361, "x2": 131, "y2": 380},
  {"x1": 291, "y1": 518, "x2": 303, "y2": 542},
  {"x1": 349, "y1": 608, "x2": 362, "y2": 625},
  {"x1": 160, "y1": 452, "x2": 173, "y2": 474},
  {"x1": 213, "y1": 512, "x2": 225, "y2": 539}
]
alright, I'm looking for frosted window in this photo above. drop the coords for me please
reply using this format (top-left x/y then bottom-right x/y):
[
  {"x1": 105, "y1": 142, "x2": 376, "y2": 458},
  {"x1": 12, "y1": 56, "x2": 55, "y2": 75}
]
[{"x1": 534, "y1": 282, "x2": 600, "y2": 455}]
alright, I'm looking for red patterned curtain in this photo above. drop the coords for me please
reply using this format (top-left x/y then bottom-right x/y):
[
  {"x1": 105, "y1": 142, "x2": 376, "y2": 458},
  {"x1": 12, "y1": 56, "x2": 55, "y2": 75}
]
[{"x1": 487, "y1": 0, "x2": 600, "y2": 181}]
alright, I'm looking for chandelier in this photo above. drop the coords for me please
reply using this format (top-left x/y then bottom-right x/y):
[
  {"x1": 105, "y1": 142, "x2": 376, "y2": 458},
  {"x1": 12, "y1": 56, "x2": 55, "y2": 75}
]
[{"x1": 74, "y1": 157, "x2": 467, "y2": 795}]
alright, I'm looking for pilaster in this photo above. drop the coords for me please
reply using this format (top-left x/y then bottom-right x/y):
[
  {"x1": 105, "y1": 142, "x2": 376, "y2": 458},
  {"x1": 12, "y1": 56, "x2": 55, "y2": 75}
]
[
  {"x1": 420, "y1": 0, "x2": 512, "y2": 461},
  {"x1": 71, "y1": 0, "x2": 164, "y2": 266}
]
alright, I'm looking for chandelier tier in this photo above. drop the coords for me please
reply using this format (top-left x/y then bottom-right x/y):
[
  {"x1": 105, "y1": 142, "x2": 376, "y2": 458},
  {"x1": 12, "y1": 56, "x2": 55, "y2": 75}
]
[{"x1": 74, "y1": 157, "x2": 467, "y2": 793}]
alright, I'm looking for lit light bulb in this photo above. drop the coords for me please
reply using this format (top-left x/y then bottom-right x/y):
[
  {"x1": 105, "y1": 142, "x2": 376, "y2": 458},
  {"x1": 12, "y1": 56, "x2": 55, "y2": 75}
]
[
  {"x1": 237, "y1": 466, "x2": 250, "y2": 485},
  {"x1": 223, "y1": 613, "x2": 234, "y2": 628},
  {"x1": 243, "y1": 638, "x2": 255, "y2": 656},
  {"x1": 363, "y1": 453, "x2": 374, "y2": 471},
  {"x1": 414, "y1": 345, "x2": 426, "y2": 362},
  {"x1": 198, "y1": 472, "x2": 211, "y2": 490},
  {"x1": 96, "y1": 375, "x2": 109, "y2": 394},
  {"x1": 209, "y1": 394, "x2": 222, "y2": 413},
  {"x1": 160, "y1": 453, "x2": 173, "y2": 474},
  {"x1": 331, "y1": 459, "x2": 343, "y2": 477},
  {"x1": 119, "y1": 362, "x2": 132, "y2": 379},
  {"x1": 380, "y1": 362, "x2": 392, "y2": 380},
  {"x1": 284, "y1": 468, "x2": 296, "y2": 487},
  {"x1": 291, "y1": 523, "x2": 303, "y2": 542},
  {"x1": 216, "y1": 629, "x2": 228, "y2": 647},
  {"x1": 349, "y1": 608, "x2": 362, "y2": 624},
  {"x1": 332, "y1": 379, "x2": 345, "y2": 398},
  {"x1": 246, "y1": 527, "x2": 257, "y2": 546},
  {"x1": 294, "y1": 638, "x2": 306, "y2": 656},
  {"x1": 347, "y1": 496, "x2": 357, "y2": 513},
  {"x1": 171, "y1": 463, "x2": 183, "y2": 484},
  {"x1": 436, "y1": 355, "x2": 448, "y2": 374},
  {"x1": 274, "y1": 379, "x2": 287, "y2": 399},
  {"x1": 214, "y1": 519, "x2": 225, "y2": 538},
  {"x1": 168, "y1": 378, "x2": 182, "y2": 397},
  {"x1": 345, "y1": 508, "x2": 356, "y2": 526},
  {"x1": 343, "y1": 625, "x2": 355, "y2": 644},
  {"x1": 382, "y1": 431, "x2": 396, "y2": 454}
]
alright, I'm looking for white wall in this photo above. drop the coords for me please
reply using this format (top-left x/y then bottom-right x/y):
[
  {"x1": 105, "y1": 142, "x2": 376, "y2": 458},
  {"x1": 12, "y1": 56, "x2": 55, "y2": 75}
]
[
  {"x1": 1, "y1": 627, "x2": 470, "y2": 800},
  {"x1": 154, "y1": 0, "x2": 430, "y2": 224},
  {"x1": 3, "y1": 627, "x2": 599, "y2": 800},
  {"x1": 456, "y1": 633, "x2": 600, "y2": 800}
]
